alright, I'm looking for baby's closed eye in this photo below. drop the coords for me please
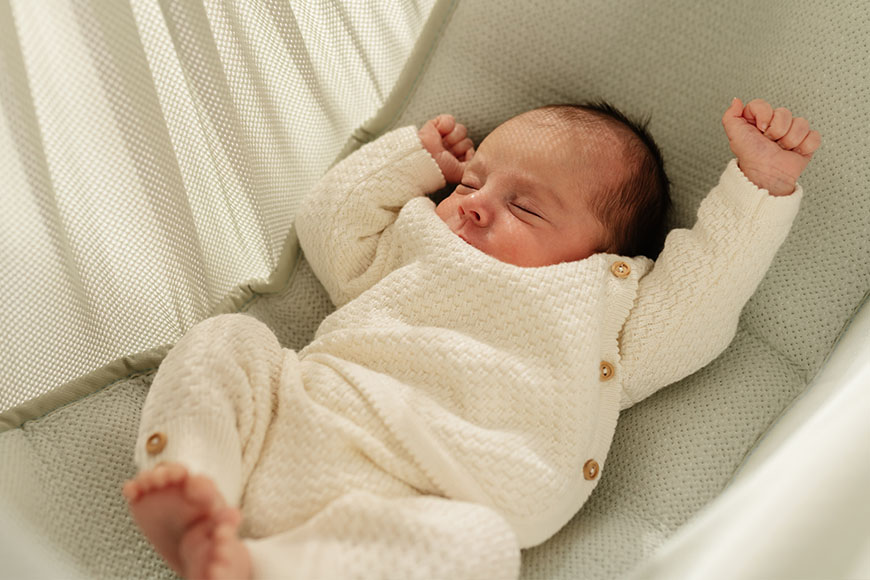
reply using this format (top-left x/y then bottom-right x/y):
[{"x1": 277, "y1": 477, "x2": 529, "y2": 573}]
[{"x1": 511, "y1": 203, "x2": 543, "y2": 219}]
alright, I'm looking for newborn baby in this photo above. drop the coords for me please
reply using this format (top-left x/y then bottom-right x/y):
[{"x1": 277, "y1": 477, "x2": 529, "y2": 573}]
[{"x1": 124, "y1": 98, "x2": 819, "y2": 580}]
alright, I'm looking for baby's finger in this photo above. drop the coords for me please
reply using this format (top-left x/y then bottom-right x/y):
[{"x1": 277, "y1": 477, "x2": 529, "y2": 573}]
[
  {"x1": 777, "y1": 116, "x2": 810, "y2": 150},
  {"x1": 794, "y1": 130, "x2": 822, "y2": 157},
  {"x1": 434, "y1": 114, "x2": 456, "y2": 137},
  {"x1": 442, "y1": 123, "x2": 468, "y2": 147},
  {"x1": 451, "y1": 137, "x2": 474, "y2": 158},
  {"x1": 764, "y1": 107, "x2": 793, "y2": 141},
  {"x1": 721, "y1": 97, "x2": 743, "y2": 128},
  {"x1": 743, "y1": 99, "x2": 774, "y2": 132}
]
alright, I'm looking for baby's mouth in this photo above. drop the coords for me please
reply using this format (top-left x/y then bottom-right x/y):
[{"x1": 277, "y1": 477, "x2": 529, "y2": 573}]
[
  {"x1": 443, "y1": 216, "x2": 475, "y2": 248},
  {"x1": 454, "y1": 227, "x2": 479, "y2": 250}
]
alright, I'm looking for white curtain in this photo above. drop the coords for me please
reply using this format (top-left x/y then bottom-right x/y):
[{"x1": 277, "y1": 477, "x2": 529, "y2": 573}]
[{"x1": 0, "y1": 0, "x2": 435, "y2": 412}]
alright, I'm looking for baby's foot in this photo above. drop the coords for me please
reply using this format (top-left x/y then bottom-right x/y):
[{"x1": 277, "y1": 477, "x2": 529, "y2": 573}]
[
  {"x1": 173, "y1": 506, "x2": 251, "y2": 580},
  {"x1": 201, "y1": 511, "x2": 252, "y2": 580},
  {"x1": 123, "y1": 462, "x2": 249, "y2": 579}
]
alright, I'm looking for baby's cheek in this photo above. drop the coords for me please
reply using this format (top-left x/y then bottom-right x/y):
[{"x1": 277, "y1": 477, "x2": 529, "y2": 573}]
[
  {"x1": 434, "y1": 198, "x2": 452, "y2": 223},
  {"x1": 490, "y1": 229, "x2": 541, "y2": 267}
]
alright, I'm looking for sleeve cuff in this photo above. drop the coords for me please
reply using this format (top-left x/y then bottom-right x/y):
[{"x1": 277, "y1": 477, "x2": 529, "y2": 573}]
[
  {"x1": 715, "y1": 159, "x2": 803, "y2": 225},
  {"x1": 382, "y1": 126, "x2": 447, "y2": 196}
]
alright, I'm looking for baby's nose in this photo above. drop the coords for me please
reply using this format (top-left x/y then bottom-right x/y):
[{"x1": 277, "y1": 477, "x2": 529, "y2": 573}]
[
  {"x1": 459, "y1": 206, "x2": 482, "y2": 222},
  {"x1": 458, "y1": 201, "x2": 489, "y2": 226}
]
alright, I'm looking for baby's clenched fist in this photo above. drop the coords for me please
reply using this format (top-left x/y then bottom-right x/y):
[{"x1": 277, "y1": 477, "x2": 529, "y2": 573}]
[
  {"x1": 419, "y1": 114, "x2": 475, "y2": 184},
  {"x1": 722, "y1": 98, "x2": 821, "y2": 196}
]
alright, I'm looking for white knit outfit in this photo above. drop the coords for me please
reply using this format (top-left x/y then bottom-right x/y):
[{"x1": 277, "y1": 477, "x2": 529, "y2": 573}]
[{"x1": 135, "y1": 127, "x2": 802, "y2": 579}]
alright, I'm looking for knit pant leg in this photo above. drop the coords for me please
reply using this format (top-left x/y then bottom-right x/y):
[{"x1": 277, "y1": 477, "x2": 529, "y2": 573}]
[
  {"x1": 245, "y1": 492, "x2": 520, "y2": 580},
  {"x1": 134, "y1": 313, "x2": 288, "y2": 506}
]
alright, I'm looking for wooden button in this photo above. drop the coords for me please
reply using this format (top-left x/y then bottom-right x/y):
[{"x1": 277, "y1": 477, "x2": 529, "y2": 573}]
[
  {"x1": 611, "y1": 261, "x2": 631, "y2": 278},
  {"x1": 145, "y1": 432, "x2": 167, "y2": 455},
  {"x1": 583, "y1": 459, "x2": 600, "y2": 480},
  {"x1": 600, "y1": 361, "x2": 615, "y2": 381}
]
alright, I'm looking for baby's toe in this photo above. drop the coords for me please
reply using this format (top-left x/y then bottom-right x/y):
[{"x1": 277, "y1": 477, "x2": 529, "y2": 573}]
[
  {"x1": 150, "y1": 462, "x2": 189, "y2": 489},
  {"x1": 124, "y1": 462, "x2": 189, "y2": 500},
  {"x1": 184, "y1": 472, "x2": 226, "y2": 513},
  {"x1": 122, "y1": 479, "x2": 142, "y2": 501},
  {"x1": 208, "y1": 521, "x2": 251, "y2": 580}
]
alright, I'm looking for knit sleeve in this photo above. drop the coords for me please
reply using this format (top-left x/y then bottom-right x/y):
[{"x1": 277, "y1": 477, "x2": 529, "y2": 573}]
[
  {"x1": 295, "y1": 126, "x2": 446, "y2": 307},
  {"x1": 618, "y1": 160, "x2": 802, "y2": 409}
]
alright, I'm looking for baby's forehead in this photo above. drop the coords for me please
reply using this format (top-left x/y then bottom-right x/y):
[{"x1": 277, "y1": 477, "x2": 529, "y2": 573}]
[
  {"x1": 502, "y1": 109, "x2": 637, "y2": 200},
  {"x1": 522, "y1": 107, "x2": 627, "y2": 142},
  {"x1": 492, "y1": 109, "x2": 628, "y2": 161}
]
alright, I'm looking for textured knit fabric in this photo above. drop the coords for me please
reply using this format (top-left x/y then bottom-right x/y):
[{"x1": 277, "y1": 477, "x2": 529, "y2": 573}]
[
  {"x1": 137, "y1": 312, "x2": 521, "y2": 580},
  {"x1": 136, "y1": 124, "x2": 800, "y2": 578}
]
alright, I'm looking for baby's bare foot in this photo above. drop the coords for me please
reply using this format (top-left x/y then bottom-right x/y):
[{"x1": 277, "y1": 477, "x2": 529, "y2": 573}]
[
  {"x1": 203, "y1": 510, "x2": 252, "y2": 580},
  {"x1": 173, "y1": 506, "x2": 251, "y2": 580},
  {"x1": 123, "y1": 462, "x2": 248, "y2": 579}
]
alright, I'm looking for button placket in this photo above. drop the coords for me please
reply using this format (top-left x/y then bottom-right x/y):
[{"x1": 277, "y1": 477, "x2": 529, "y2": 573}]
[
  {"x1": 611, "y1": 261, "x2": 631, "y2": 278},
  {"x1": 583, "y1": 459, "x2": 600, "y2": 480},
  {"x1": 145, "y1": 432, "x2": 167, "y2": 455}
]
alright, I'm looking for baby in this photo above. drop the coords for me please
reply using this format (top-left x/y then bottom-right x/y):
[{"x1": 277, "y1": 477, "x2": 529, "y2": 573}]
[{"x1": 124, "y1": 98, "x2": 819, "y2": 580}]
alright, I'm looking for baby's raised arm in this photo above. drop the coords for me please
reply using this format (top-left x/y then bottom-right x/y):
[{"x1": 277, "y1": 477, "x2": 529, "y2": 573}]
[
  {"x1": 296, "y1": 127, "x2": 445, "y2": 307},
  {"x1": 618, "y1": 99, "x2": 819, "y2": 408},
  {"x1": 722, "y1": 98, "x2": 821, "y2": 196}
]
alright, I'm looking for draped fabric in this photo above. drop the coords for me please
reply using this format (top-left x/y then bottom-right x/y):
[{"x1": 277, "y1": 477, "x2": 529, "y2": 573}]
[
  {"x1": 0, "y1": 0, "x2": 435, "y2": 412},
  {"x1": 627, "y1": 300, "x2": 870, "y2": 580}
]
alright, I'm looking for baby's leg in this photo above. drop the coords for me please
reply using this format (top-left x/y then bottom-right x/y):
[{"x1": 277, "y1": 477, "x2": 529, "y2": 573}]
[
  {"x1": 245, "y1": 492, "x2": 520, "y2": 579},
  {"x1": 126, "y1": 314, "x2": 289, "y2": 578}
]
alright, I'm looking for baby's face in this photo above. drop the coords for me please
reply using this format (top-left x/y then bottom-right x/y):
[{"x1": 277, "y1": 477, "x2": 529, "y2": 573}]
[{"x1": 436, "y1": 111, "x2": 625, "y2": 267}]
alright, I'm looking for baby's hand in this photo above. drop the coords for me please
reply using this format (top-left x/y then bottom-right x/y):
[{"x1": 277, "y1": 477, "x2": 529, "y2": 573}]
[
  {"x1": 418, "y1": 114, "x2": 475, "y2": 184},
  {"x1": 722, "y1": 98, "x2": 821, "y2": 196}
]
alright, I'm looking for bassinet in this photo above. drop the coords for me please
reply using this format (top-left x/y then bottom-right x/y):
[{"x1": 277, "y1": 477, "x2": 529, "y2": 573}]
[{"x1": 1, "y1": 1, "x2": 868, "y2": 578}]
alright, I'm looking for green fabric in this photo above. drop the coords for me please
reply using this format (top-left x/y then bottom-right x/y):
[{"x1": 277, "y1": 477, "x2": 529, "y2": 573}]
[
  {"x1": 335, "y1": 0, "x2": 460, "y2": 162},
  {"x1": 0, "y1": 346, "x2": 169, "y2": 434},
  {"x1": 0, "y1": 0, "x2": 437, "y2": 413},
  {"x1": 0, "y1": 375, "x2": 173, "y2": 579},
  {"x1": 1, "y1": 0, "x2": 868, "y2": 578},
  {"x1": 0, "y1": 228, "x2": 302, "y2": 434}
]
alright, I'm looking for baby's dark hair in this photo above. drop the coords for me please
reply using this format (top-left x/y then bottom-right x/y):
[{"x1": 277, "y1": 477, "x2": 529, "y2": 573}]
[{"x1": 538, "y1": 102, "x2": 671, "y2": 259}]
